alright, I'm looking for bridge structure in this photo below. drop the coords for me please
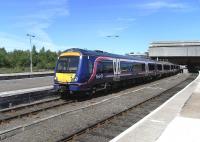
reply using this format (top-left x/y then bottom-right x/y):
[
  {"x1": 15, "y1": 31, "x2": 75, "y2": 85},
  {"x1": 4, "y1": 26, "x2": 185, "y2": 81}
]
[{"x1": 149, "y1": 41, "x2": 200, "y2": 72}]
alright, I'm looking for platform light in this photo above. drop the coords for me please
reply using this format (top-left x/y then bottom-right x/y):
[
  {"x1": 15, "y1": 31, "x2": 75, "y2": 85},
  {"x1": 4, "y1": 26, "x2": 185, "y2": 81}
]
[{"x1": 27, "y1": 34, "x2": 36, "y2": 73}]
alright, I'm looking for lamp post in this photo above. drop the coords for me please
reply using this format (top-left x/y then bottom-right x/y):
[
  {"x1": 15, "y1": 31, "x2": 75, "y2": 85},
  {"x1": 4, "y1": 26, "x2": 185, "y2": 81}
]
[{"x1": 27, "y1": 34, "x2": 35, "y2": 73}]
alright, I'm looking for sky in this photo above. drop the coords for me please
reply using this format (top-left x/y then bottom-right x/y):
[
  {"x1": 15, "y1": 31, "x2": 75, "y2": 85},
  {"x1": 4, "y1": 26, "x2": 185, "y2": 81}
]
[{"x1": 0, "y1": 0, "x2": 200, "y2": 54}]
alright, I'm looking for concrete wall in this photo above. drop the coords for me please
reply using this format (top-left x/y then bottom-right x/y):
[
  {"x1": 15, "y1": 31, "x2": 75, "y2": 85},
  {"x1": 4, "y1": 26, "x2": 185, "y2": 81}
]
[{"x1": 149, "y1": 46, "x2": 200, "y2": 57}]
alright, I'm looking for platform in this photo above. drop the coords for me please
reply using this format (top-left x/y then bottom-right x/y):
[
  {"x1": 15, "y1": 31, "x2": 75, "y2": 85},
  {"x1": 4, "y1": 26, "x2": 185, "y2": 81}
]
[
  {"x1": 0, "y1": 71, "x2": 54, "y2": 80},
  {"x1": 0, "y1": 76, "x2": 54, "y2": 108},
  {"x1": 0, "y1": 76, "x2": 53, "y2": 93},
  {"x1": 110, "y1": 73, "x2": 200, "y2": 142}
]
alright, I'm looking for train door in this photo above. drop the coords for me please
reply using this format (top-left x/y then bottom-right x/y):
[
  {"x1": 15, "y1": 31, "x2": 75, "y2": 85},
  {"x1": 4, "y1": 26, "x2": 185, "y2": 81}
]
[
  {"x1": 113, "y1": 59, "x2": 120, "y2": 81},
  {"x1": 145, "y1": 63, "x2": 149, "y2": 77}
]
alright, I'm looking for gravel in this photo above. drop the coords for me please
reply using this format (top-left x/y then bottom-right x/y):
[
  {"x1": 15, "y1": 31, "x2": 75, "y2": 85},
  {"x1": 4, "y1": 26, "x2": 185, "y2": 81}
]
[
  {"x1": 74, "y1": 75, "x2": 196, "y2": 142},
  {"x1": 0, "y1": 73, "x2": 192, "y2": 142}
]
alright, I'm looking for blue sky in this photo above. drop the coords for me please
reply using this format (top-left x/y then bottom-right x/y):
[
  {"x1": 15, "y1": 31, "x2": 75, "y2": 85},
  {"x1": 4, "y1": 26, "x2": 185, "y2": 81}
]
[{"x1": 0, "y1": 0, "x2": 200, "y2": 54}]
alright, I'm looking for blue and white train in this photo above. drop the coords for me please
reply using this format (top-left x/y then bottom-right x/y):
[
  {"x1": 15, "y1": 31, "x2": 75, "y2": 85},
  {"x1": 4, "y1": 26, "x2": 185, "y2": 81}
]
[{"x1": 54, "y1": 48, "x2": 180, "y2": 95}]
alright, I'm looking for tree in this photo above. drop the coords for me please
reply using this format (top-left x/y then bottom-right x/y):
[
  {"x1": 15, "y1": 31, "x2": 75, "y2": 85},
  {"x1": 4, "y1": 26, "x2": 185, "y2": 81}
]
[
  {"x1": 32, "y1": 45, "x2": 38, "y2": 67},
  {"x1": 0, "y1": 47, "x2": 8, "y2": 67},
  {"x1": 37, "y1": 47, "x2": 58, "y2": 69},
  {"x1": 0, "y1": 46, "x2": 58, "y2": 71},
  {"x1": 37, "y1": 47, "x2": 47, "y2": 69},
  {"x1": 10, "y1": 50, "x2": 30, "y2": 68},
  {"x1": 46, "y1": 49, "x2": 57, "y2": 69}
]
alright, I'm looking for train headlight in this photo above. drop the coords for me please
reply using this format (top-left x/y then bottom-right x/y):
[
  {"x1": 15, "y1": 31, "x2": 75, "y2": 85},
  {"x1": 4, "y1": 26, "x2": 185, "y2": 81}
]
[
  {"x1": 54, "y1": 76, "x2": 58, "y2": 82},
  {"x1": 74, "y1": 76, "x2": 78, "y2": 82}
]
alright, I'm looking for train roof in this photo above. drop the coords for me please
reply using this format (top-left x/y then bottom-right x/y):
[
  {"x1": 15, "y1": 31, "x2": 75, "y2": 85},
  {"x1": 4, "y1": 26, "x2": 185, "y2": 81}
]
[
  {"x1": 63, "y1": 48, "x2": 153, "y2": 62},
  {"x1": 63, "y1": 48, "x2": 177, "y2": 65},
  {"x1": 155, "y1": 61, "x2": 175, "y2": 65}
]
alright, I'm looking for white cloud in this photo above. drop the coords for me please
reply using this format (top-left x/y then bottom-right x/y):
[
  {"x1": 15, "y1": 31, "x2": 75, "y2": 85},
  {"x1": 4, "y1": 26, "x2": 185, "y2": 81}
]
[
  {"x1": 137, "y1": 1, "x2": 189, "y2": 10},
  {"x1": 39, "y1": 0, "x2": 68, "y2": 7},
  {"x1": 117, "y1": 17, "x2": 136, "y2": 22},
  {"x1": 0, "y1": 32, "x2": 77, "y2": 52},
  {"x1": 97, "y1": 16, "x2": 135, "y2": 37},
  {"x1": 1, "y1": 0, "x2": 70, "y2": 51},
  {"x1": 97, "y1": 26, "x2": 128, "y2": 37}
]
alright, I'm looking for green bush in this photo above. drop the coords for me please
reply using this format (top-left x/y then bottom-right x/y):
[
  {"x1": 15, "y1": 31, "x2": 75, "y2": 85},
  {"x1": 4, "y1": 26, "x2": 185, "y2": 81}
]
[{"x1": 0, "y1": 46, "x2": 59, "y2": 73}]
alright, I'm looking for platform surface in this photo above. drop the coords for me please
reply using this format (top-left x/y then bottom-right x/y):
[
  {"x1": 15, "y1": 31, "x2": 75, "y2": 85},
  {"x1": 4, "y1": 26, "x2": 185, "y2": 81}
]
[
  {"x1": 156, "y1": 76, "x2": 200, "y2": 142},
  {"x1": 110, "y1": 73, "x2": 200, "y2": 142},
  {"x1": 0, "y1": 71, "x2": 53, "y2": 77},
  {"x1": 0, "y1": 76, "x2": 53, "y2": 93}
]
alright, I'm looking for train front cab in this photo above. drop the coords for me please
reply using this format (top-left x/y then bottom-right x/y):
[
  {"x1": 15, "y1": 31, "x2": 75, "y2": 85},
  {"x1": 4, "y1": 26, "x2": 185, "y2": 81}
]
[{"x1": 54, "y1": 51, "x2": 83, "y2": 94}]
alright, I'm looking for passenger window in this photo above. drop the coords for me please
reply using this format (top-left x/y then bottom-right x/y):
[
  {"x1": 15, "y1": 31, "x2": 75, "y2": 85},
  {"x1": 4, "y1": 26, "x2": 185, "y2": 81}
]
[
  {"x1": 120, "y1": 62, "x2": 132, "y2": 73},
  {"x1": 164, "y1": 65, "x2": 170, "y2": 70},
  {"x1": 157, "y1": 64, "x2": 162, "y2": 70},
  {"x1": 133, "y1": 62, "x2": 145, "y2": 72},
  {"x1": 148, "y1": 63, "x2": 155, "y2": 71},
  {"x1": 142, "y1": 64, "x2": 145, "y2": 71}
]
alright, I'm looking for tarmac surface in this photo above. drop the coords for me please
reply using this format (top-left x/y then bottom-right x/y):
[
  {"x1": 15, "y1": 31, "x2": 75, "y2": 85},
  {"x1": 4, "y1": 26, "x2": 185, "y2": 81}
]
[{"x1": 0, "y1": 76, "x2": 53, "y2": 93}]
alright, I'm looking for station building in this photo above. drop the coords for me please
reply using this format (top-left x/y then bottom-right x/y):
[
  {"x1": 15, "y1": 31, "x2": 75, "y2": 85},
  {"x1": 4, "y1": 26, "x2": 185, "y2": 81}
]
[{"x1": 149, "y1": 41, "x2": 200, "y2": 72}]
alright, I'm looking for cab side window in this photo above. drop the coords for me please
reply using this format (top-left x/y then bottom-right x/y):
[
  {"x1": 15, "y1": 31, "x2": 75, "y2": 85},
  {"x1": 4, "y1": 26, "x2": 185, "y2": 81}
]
[
  {"x1": 97, "y1": 61, "x2": 113, "y2": 74},
  {"x1": 102, "y1": 61, "x2": 113, "y2": 73},
  {"x1": 97, "y1": 62, "x2": 103, "y2": 74},
  {"x1": 88, "y1": 60, "x2": 93, "y2": 74}
]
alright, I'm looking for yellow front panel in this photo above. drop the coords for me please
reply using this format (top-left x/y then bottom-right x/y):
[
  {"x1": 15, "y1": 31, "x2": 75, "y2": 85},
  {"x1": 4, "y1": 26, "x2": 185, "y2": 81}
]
[
  {"x1": 60, "y1": 52, "x2": 81, "y2": 57},
  {"x1": 56, "y1": 73, "x2": 75, "y2": 83}
]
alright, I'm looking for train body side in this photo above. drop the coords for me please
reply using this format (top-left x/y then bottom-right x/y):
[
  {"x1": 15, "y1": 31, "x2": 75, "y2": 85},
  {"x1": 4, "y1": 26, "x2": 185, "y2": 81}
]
[{"x1": 54, "y1": 48, "x2": 180, "y2": 95}]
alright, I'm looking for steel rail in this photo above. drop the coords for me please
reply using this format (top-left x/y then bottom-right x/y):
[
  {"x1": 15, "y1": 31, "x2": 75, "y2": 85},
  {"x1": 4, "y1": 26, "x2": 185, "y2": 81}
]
[
  {"x1": 0, "y1": 74, "x2": 187, "y2": 141},
  {"x1": 0, "y1": 97, "x2": 74, "y2": 124},
  {"x1": 57, "y1": 77, "x2": 193, "y2": 142}
]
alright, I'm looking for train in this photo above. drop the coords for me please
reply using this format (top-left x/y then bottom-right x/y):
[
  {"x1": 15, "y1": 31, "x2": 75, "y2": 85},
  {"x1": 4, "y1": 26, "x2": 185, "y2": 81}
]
[{"x1": 54, "y1": 48, "x2": 180, "y2": 96}]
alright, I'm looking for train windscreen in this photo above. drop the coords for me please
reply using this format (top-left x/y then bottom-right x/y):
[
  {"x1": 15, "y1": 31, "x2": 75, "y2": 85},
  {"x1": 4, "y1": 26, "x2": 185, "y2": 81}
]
[{"x1": 56, "y1": 56, "x2": 79, "y2": 73}]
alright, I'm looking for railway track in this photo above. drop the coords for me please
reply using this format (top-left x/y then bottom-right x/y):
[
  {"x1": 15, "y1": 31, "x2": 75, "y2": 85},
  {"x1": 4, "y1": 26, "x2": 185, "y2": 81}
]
[
  {"x1": 57, "y1": 76, "x2": 195, "y2": 142},
  {"x1": 0, "y1": 74, "x2": 195, "y2": 142},
  {"x1": 0, "y1": 97, "x2": 74, "y2": 124}
]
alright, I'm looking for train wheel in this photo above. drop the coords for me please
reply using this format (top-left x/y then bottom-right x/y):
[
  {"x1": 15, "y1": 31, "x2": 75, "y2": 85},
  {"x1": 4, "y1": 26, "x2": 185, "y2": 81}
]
[
  {"x1": 109, "y1": 82, "x2": 120, "y2": 93},
  {"x1": 60, "y1": 92, "x2": 68, "y2": 99},
  {"x1": 86, "y1": 87, "x2": 95, "y2": 98}
]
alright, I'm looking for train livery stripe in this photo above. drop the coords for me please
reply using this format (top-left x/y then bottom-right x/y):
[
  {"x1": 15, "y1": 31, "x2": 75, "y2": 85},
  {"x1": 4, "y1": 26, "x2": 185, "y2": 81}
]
[{"x1": 88, "y1": 56, "x2": 113, "y2": 83}]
